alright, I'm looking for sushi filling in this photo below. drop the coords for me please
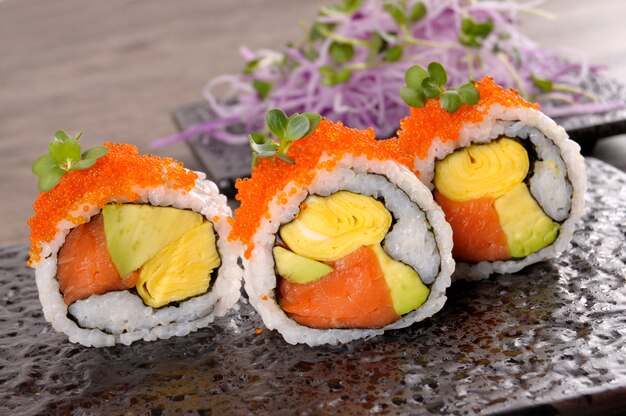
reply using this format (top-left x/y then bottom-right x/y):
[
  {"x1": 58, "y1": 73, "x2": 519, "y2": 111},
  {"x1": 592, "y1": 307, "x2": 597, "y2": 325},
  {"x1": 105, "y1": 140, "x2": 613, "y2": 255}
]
[
  {"x1": 274, "y1": 191, "x2": 431, "y2": 329},
  {"x1": 56, "y1": 203, "x2": 222, "y2": 310},
  {"x1": 433, "y1": 132, "x2": 568, "y2": 263}
]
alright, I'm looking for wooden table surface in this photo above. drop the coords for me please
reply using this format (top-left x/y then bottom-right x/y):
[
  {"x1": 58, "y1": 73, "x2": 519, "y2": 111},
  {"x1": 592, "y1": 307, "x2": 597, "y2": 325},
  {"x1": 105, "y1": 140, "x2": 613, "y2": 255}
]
[{"x1": 1, "y1": 0, "x2": 625, "y2": 247}]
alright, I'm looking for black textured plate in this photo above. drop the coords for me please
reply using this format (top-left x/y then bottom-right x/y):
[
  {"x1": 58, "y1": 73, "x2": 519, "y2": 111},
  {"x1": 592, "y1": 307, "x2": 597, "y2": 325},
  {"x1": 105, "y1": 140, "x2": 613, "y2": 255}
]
[
  {"x1": 1, "y1": 158, "x2": 626, "y2": 416},
  {"x1": 174, "y1": 77, "x2": 626, "y2": 197}
]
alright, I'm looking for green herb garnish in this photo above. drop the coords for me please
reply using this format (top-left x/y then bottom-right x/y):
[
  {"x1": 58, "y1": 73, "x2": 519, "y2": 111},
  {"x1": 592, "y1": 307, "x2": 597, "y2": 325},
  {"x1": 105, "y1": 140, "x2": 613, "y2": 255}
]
[
  {"x1": 320, "y1": 0, "x2": 363, "y2": 17},
  {"x1": 384, "y1": 2, "x2": 407, "y2": 27},
  {"x1": 409, "y1": 2, "x2": 427, "y2": 22},
  {"x1": 329, "y1": 42, "x2": 355, "y2": 65},
  {"x1": 252, "y1": 79, "x2": 273, "y2": 100},
  {"x1": 399, "y1": 61, "x2": 479, "y2": 113},
  {"x1": 32, "y1": 131, "x2": 109, "y2": 192},
  {"x1": 530, "y1": 74, "x2": 554, "y2": 91},
  {"x1": 249, "y1": 109, "x2": 321, "y2": 167},
  {"x1": 319, "y1": 65, "x2": 353, "y2": 86},
  {"x1": 459, "y1": 17, "x2": 494, "y2": 48},
  {"x1": 384, "y1": 44, "x2": 403, "y2": 62}
]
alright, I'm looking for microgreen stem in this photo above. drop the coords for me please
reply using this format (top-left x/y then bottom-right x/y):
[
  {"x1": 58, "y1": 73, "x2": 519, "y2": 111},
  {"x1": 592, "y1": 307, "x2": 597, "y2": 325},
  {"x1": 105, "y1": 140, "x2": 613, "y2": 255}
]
[
  {"x1": 403, "y1": 32, "x2": 457, "y2": 49},
  {"x1": 317, "y1": 25, "x2": 370, "y2": 47},
  {"x1": 552, "y1": 83, "x2": 598, "y2": 102},
  {"x1": 282, "y1": 141, "x2": 293, "y2": 154},
  {"x1": 519, "y1": 7, "x2": 556, "y2": 20},
  {"x1": 277, "y1": 140, "x2": 287, "y2": 153},
  {"x1": 319, "y1": 6, "x2": 352, "y2": 18},
  {"x1": 465, "y1": 50, "x2": 475, "y2": 80},
  {"x1": 536, "y1": 92, "x2": 577, "y2": 105},
  {"x1": 345, "y1": 62, "x2": 372, "y2": 71},
  {"x1": 496, "y1": 52, "x2": 526, "y2": 97}
]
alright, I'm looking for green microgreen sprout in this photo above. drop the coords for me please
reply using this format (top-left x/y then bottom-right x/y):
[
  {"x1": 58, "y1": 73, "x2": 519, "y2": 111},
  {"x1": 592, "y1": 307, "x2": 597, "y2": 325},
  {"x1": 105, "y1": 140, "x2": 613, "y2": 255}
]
[
  {"x1": 317, "y1": 37, "x2": 357, "y2": 86},
  {"x1": 308, "y1": 22, "x2": 338, "y2": 43},
  {"x1": 383, "y1": 2, "x2": 407, "y2": 27},
  {"x1": 320, "y1": 0, "x2": 363, "y2": 17},
  {"x1": 243, "y1": 58, "x2": 260, "y2": 75},
  {"x1": 383, "y1": 1, "x2": 454, "y2": 49},
  {"x1": 32, "y1": 130, "x2": 109, "y2": 192},
  {"x1": 409, "y1": 2, "x2": 427, "y2": 22},
  {"x1": 384, "y1": 44, "x2": 403, "y2": 62},
  {"x1": 319, "y1": 65, "x2": 353, "y2": 86},
  {"x1": 313, "y1": 0, "x2": 448, "y2": 87},
  {"x1": 459, "y1": 17, "x2": 494, "y2": 48},
  {"x1": 329, "y1": 41, "x2": 355, "y2": 65},
  {"x1": 249, "y1": 109, "x2": 322, "y2": 168},
  {"x1": 399, "y1": 61, "x2": 480, "y2": 113},
  {"x1": 531, "y1": 74, "x2": 598, "y2": 103},
  {"x1": 531, "y1": 74, "x2": 554, "y2": 91},
  {"x1": 384, "y1": 1, "x2": 427, "y2": 27},
  {"x1": 252, "y1": 79, "x2": 273, "y2": 100}
]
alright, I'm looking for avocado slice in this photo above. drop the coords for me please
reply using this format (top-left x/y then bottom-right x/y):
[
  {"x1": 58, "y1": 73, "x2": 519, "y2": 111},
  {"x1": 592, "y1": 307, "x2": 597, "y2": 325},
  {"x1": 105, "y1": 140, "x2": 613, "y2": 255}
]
[
  {"x1": 273, "y1": 246, "x2": 333, "y2": 284},
  {"x1": 494, "y1": 182, "x2": 560, "y2": 258},
  {"x1": 102, "y1": 204, "x2": 203, "y2": 277},
  {"x1": 137, "y1": 221, "x2": 220, "y2": 308},
  {"x1": 369, "y1": 244, "x2": 429, "y2": 315}
]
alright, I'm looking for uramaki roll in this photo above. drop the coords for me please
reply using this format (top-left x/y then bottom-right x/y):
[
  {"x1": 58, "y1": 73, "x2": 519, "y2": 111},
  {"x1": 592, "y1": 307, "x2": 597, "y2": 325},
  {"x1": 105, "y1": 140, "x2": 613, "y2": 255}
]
[
  {"x1": 28, "y1": 143, "x2": 242, "y2": 347},
  {"x1": 231, "y1": 119, "x2": 454, "y2": 346},
  {"x1": 396, "y1": 77, "x2": 586, "y2": 279}
]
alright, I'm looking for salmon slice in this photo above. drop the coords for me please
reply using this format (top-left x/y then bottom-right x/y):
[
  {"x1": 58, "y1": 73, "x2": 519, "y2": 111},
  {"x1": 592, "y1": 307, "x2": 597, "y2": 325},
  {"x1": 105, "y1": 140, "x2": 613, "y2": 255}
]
[
  {"x1": 57, "y1": 214, "x2": 139, "y2": 305},
  {"x1": 277, "y1": 246, "x2": 399, "y2": 329},
  {"x1": 434, "y1": 190, "x2": 510, "y2": 262}
]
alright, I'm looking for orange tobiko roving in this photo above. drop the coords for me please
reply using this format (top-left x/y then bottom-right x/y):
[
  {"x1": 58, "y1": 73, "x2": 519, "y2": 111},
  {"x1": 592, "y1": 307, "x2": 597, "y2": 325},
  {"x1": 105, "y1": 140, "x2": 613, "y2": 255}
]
[
  {"x1": 230, "y1": 119, "x2": 412, "y2": 258},
  {"x1": 28, "y1": 143, "x2": 198, "y2": 265},
  {"x1": 396, "y1": 77, "x2": 539, "y2": 164}
]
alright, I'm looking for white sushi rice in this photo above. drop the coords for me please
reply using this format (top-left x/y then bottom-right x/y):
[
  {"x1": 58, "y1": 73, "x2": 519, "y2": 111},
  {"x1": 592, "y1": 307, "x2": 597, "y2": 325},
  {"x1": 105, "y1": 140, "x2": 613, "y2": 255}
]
[
  {"x1": 243, "y1": 155, "x2": 454, "y2": 346},
  {"x1": 412, "y1": 104, "x2": 586, "y2": 280},
  {"x1": 34, "y1": 172, "x2": 243, "y2": 347}
]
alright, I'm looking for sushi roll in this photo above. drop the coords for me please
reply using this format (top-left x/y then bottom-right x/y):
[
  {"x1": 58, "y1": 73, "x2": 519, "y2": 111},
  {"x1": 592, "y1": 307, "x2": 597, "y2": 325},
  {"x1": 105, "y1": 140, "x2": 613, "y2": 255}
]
[
  {"x1": 395, "y1": 65, "x2": 586, "y2": 279},
  {"x1": 232, "y1": 111, "x2": 454, "y2": 346},
  {"x1": 28, "y1": 134, "x2": 242, "y2": 347}
]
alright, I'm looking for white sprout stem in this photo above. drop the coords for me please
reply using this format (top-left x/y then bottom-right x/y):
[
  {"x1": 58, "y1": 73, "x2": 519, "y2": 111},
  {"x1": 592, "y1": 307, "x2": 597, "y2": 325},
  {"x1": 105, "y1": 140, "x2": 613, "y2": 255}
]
[
  {"x1": 317, "y1": 26, "x2": 371, "y2": 47},
  {"x1": 402, "y1": 26, "x2": 457, "y2": 49},
  {"x1": 553, "y1": 83, "x2": 598, "y2": 102},
  {"x1": 536, "y1": 92, "x2": 577, "y2": 105},
  {"x1": 519, "y1": 7, "x2": 556, "y2": 20},
  {"x1": 496, "y1": 52, "x2": 526, "y2": 97},
  {"x1": 465, "y1": 50, "x2": 475, "y2": 80}
]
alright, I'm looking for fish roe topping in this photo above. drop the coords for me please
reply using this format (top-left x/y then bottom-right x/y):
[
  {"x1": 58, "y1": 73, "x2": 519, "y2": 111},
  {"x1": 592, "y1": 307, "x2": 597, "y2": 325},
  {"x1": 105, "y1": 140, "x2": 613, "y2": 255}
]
[
  {"x1": 396, "y1": 77, "x2": 539, "y2": 163},
  {"x1": 28, "y1": 142, "x2": 198, "y2": 265},
  {"x1": 230, "y1": 119, "x2": 412, "y2": 258}
]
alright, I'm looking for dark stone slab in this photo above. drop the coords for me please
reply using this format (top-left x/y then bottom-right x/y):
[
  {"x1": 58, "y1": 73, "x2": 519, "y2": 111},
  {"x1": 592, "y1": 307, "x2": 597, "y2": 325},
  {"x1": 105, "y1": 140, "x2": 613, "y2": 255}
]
[
  {"x1": 557, "y1": 76, "x2": 626, "y2": 155},
  {"x1": 172, "y1": 103, "x2": 250, "y2": 199},
  {"x1": 1, "y1": 158, "x2": 625, "y2": 416}
]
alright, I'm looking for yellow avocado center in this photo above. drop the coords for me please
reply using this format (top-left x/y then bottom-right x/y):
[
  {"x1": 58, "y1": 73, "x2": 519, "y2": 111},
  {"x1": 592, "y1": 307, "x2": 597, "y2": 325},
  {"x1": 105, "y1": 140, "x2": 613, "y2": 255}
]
[
  {"x1": 280, "y1": 191, "x2": 392, "y2": 261},
  {"x1": 434, "y1": 137, "x2": 529, "y2": 201}
]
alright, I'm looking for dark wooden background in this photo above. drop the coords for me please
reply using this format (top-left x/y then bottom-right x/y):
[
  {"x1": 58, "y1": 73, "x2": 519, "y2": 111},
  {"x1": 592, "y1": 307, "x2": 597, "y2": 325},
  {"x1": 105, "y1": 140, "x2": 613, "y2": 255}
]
[{"x1": 1, "y1": 0, "x2": 624, "y2": 247}]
